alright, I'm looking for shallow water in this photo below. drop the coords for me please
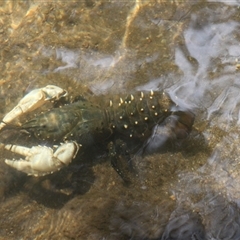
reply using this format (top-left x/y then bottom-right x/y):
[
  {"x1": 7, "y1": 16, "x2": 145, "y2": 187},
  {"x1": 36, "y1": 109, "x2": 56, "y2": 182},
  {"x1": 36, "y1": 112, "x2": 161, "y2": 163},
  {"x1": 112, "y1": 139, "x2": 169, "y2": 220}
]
[{"x1": 0, "y1": 1, "x2": 240, "y2": 239}]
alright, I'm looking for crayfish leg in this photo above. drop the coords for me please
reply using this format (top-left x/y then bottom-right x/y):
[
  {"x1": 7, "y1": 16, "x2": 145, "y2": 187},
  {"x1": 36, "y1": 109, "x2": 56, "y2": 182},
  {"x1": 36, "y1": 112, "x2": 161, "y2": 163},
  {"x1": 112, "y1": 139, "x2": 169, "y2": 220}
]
[{"x1": 108, "y1": 140, "x2": 134, "y2": 184}]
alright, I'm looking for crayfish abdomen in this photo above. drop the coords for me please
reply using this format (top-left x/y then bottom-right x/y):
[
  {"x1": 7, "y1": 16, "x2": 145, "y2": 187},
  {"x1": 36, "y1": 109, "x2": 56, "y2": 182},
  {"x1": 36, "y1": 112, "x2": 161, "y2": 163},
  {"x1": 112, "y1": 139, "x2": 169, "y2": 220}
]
[{"x1": 104, "y1": 91, "x2": 174, "y2": 141}]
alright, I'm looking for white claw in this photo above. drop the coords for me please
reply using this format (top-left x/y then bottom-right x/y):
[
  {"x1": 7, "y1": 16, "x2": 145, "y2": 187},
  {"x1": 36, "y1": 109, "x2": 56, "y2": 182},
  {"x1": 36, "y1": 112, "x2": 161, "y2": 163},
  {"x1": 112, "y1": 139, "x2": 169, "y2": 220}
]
[
  {"x1": 41, "y1": 85, "x2": 68, "y2": 101},
  {"x1": 4, "y1": 142, "x2": 79, "y2": 176},
  {"x1": 0, "y1": 85, "x2": 67, "y2": 131},
  {"x1": 0, "y1": 122, "x2": 6, "y2": 130}
]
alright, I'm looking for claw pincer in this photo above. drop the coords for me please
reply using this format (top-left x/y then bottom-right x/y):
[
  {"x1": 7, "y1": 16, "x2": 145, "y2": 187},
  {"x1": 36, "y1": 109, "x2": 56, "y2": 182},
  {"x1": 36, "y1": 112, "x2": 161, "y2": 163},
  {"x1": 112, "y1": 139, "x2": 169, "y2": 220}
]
[
  {"x1": 4, "y1": 143, "x2": 79, "y2": 176},
  {"x1": 0, "y1": 85, "x2": 67, "y2": 131}
]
